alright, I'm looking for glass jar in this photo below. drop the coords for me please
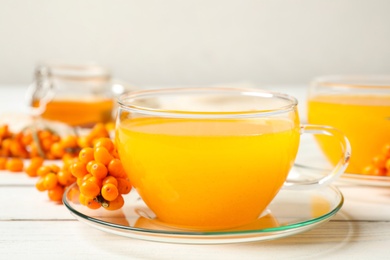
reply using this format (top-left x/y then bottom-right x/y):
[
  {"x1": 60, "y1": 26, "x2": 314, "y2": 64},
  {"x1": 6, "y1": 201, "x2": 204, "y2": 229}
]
[{"x1": 26, "y1": 63, "x2": 131, "y2": 127}]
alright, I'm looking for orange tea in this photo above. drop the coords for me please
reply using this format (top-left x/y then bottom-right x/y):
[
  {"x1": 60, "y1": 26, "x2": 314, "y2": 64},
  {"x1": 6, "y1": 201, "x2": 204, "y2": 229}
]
[
  {"x1": 116, "y1": 117, "x2": 300, "y2": 229},
  {"x1": 308, "y1": 94, "x2": 390, "y2": 174},
  {"x1": 34, "y1": 98, "x2": 113, "y2": 127}
]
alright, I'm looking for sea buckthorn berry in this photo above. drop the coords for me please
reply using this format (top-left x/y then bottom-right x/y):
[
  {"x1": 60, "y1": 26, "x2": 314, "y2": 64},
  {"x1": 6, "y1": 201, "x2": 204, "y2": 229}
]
[
  {"x1": 0, "y1": 157, "x2": 7, "y2": 170},
  {"x1": 101, "y1": 183, "x2": 119, "y2": 201},
  {"x1": 79, "y1": 193, "x2": 88, "y2": 206},
  {"x1": 0, "y1": 124, "x2": 10, "y2": 138},
  {"x1": 57, "y1": 170, "x2": 76, "y2": 186},
  {"x1": 61, "y1": 135, "x2": 78, "y2": 149},
  {"x1": 104, "y1": 194, "x2": 124, "y2": 211},
  {"x1": 48, "y1": 185, "x2": 64, "y2": 202},
  {"x1": 102, "y1": 176, "x2": 118, "y2": 187},
  {"x1": 90, "y1": 162, "x2": 108, "y2": 179},
  {"x1": 50, "y1": 142, "x2": 65, "y2": 158},
  {"x1": 5, "y1": 158, "x2": 24, "y2": 172},
  {"x1": 81, "y1": 173, "x2": 93, "y2": 183},
  {"x1": 25, "y1": 157, "x2": 43, "y2": 177},
  {"x1": 372, "y1": 167, "x2": 387, "y2": 176},
  {"x1": 10, "y1": 140, "x2": 27, "y2": 158},
  {"x1": 45, "y1": 152, "x2": 56, "y2": 160},
  {"x1": 85, "y1": 197, "x2": 101, "y2": 210},
  {"x1": 1, "y1": 138, "x2": 12, "y2": 155},
  {"x1": 70, "y1": 161, "x2": 88, "y2": 178},
  {"x1": 29, "y1": 142, "x2": 40, "y2": 158},
  {"x1": 35, "y1": 177, "x2": 46, "y2": 191},
  {"x1": 94, "y1": 147, "x2": 113, "y2": 166},
  {"x1": 77, "y1": 136, "x2": 92, "y2": 149},
  {"x1": 77, "y1": 177, "x2": 84, "y2": 187},
  {"x1": 13, "y1": 132, "x2": 24, "y2": 143},
  {"x1": 43, "y1": 173, "x2": 58, "y2": 190},
  {"x1": 90, "y1": 123, "x2": 109, "y2": 138},
  {"x1": 51, "y1": 134, "x2": 61, "y2": 143},
  {"x1": 49, "y1": 164, "x2": 61, "y2": 173},
  {"x1": 25, "y1": 165, "x2": 39, "y2": 177},
  {"x1": 86, "y1": 160, "x2": 96, "y2": 173},
  {"x1": 21, "y1": 132, "x2": 33, "y2": 146},
  {"x1": 37, "y1": 166, "x2": 52, "y2": 177},
  {"x1": 94, "y1": 138, "x2": 114, "y2": 153},
  {"x1": 372, "y1": 155, "x2": 387, "y2": 169},
  {"x1": 38, "y1": 130, "x2": 52, "y2": 140},
  {"x1": 0, "y1": 146, "x2": 7, "y2": 157},
  {"x1": 79, "y1": 147, "x2": 94, "y2": 164},
  {"x1": 107, "y1": 158, "x2": 126, "y2": 178},
  {"x1": 62, "y1": 153, "x2": 76, "y2": 166},
  {"x1": 41, "y1": 138, "x2": 53, "y2": 152},
  {"x1": 117, "y1": 178, "x2": 132, "y2": 195},
  {"x1": 88, "y1": 176, "x2": 103, "y2": 189},
  {"x1": 30, "y1": 157, "x2": 44, "y2": 169},
  {"x1": 80, "y1": 180, "x2": 100, "y2": 198}
]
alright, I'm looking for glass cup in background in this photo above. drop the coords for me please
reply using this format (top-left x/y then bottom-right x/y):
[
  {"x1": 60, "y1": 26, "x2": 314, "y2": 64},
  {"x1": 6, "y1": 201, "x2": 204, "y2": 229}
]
[
  {"x1": 307, "y1": 75, "x2": 390, "y2": 176},
  {"x1": 115, "y1": 87, "x2": 350, "y2": 230},
  {"x1": 25, "y1": 62, "x2": 133, "y2": 127}
]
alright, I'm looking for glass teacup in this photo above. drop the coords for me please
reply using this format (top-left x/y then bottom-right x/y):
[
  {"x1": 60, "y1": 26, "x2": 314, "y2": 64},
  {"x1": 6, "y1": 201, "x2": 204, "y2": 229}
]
[
  {"x1": 308, "y1": 75, "x2": 390, "y2": 175},
  {"x1": 116, "y1": 87, "x2": 350, "y2": 230}
]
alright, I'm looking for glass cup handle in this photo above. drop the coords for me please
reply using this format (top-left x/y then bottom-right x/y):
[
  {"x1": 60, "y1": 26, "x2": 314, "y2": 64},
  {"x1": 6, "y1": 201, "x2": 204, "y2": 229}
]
[{"x1": 284, "y1": 124, "x2": 351, "y2": 189}]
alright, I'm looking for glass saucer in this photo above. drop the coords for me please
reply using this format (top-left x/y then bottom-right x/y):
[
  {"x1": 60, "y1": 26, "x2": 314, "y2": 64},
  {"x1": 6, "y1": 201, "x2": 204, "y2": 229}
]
[{"x1": 63, "y1": 183, "x2": 343, "y2": 244}]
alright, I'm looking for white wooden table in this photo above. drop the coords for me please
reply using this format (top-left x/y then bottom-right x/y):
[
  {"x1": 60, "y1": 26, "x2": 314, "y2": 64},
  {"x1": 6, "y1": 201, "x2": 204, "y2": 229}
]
[{"x1": 1, "y1": 86, "x2": 390, "y2": 259}]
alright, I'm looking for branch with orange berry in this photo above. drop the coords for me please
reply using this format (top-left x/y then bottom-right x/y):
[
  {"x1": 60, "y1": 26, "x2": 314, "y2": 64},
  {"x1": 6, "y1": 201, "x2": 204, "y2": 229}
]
[{"x1": 0, "y1": 123, "x2": 131, "y2": 210}]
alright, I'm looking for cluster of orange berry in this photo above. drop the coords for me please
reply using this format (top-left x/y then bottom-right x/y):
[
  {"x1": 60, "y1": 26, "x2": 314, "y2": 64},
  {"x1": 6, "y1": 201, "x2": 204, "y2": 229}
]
[
  {"x1": 0, "y1": 123, "x2": 111, "y2": 172},
  {"x1": 1, "y1": 123, "x2": 131, "y2": 211},
  {"x1": 0, "y1": 124, "x2": 31, "y2": 172},
  {"x1": 35, "y1": 162, "x2": 76, "y2": 202},
  {"x1": 0, "y1": 124, "x2": 68, "y2": 160},
  {"x1": 362, "y1": 143, "x2": 390, "y2": 176},
  {"x1": 69, "y1": 138, "x2": 131, "y2": 210}
]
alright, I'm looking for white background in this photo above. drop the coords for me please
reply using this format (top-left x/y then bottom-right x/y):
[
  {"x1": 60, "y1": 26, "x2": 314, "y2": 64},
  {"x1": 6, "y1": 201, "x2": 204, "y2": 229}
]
[{"x1": 0, "y1": 0, "x2": 389, "y2": 87}]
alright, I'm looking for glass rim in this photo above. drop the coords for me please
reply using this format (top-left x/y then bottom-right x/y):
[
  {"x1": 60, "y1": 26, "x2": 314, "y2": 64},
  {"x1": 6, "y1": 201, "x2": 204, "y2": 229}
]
[
  {"x1": 117, "y1": 87, "x2": 298, "y2": 118},
  {"x1": 312, "y1": 75, "x2": 390, "y2": 89}
]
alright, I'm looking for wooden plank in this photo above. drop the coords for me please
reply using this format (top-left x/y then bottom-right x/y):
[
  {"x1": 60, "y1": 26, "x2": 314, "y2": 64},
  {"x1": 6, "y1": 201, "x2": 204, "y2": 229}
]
[
  {"x1": 336, "y1": 185, "x2": 390, "y2": 221},
  {"x1": 0, "y1": 170, "x2": 36, "y2": 186},
  {"x1": 0, "y1": 221, "x2": 389, "y2": 259},
  {"x1": 0, "y1": 186, "x2": 73, "y2": 220}
]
